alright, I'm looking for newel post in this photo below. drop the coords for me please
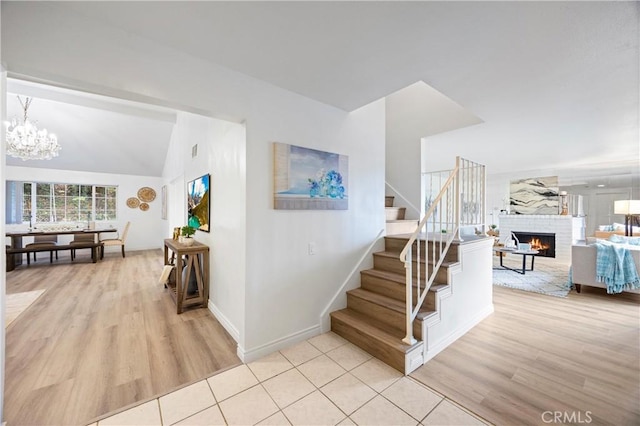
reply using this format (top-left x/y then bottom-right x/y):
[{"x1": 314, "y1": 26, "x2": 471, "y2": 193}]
[{"x1": 402, "y1": 251, "x2": 416, "y2": 345}]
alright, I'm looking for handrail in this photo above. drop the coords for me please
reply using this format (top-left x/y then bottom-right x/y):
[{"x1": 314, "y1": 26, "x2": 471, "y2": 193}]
[
  {"x1": 399, "y1": 168, "x2": 457, "y2": 263},
  {"x1": 400, "y1": 156, "x2": 485, "y2": 345}
]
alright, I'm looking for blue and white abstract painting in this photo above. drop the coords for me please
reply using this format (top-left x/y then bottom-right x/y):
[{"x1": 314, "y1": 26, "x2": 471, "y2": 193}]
[
  {"x1": 274, "y1": 142, "x2": 348, "y2": 210},
  {"x1": 510, "y1": 176, "x2": 559, "y2": 215}
]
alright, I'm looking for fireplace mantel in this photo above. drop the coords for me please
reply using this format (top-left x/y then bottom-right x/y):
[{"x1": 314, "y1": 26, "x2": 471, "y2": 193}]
[{"x1": 498, "y1": 215, "x2": 585, "y2": 264}]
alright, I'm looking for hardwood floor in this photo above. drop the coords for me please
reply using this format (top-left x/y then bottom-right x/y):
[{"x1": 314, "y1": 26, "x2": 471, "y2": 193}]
[
  {"x1": 6, "y1": 250, "x2": 639, "y2": 425},
  {"x1": 4, "y1": 249, "x2": 240, "y2": 426},
  {"x1": 411, "y1": 284, "x2": 640, "y2": 426}
]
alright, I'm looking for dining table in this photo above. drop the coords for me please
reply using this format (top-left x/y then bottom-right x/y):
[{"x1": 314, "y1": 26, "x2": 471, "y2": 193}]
[{"x1": 6, "y1": 227, "x2": 117, "y2": 269}]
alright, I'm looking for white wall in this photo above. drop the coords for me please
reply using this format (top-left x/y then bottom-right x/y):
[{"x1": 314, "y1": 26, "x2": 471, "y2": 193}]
[
  {"x1": 243, "y1": 98, "x2": 385, "y2": 358},
  {"x1": 0, "y1": 65, "x2": 7, "y2": 420},
  {"x1": 1, "y1": 4, "x2": 388, "y2": 358},
  {"x1": 162, "y1": 111, "x2": 247, "y2": 348},
  {"x1": 386, "y1": 81, "x2": 482, "y2": 218},
  {"x1": 5, "y1": 167, "x2": 164, "y2": 252},
  {"x1": 424, "y1": 238, "x2": 494, "y2": 361}
]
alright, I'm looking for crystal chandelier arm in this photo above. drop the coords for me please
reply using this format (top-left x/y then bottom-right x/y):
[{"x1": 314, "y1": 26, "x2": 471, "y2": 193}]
[{"x1": 17, "y1": 96, "x2": 33, "y2": 123}]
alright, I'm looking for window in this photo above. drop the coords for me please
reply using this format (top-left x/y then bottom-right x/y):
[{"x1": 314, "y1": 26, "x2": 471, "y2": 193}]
[
  {"x1": 95, "y1": 186, "x2": 117, "y2": 220},
  {"x1": 6, "y1": 181, "x2": 118, "y2": 224}
]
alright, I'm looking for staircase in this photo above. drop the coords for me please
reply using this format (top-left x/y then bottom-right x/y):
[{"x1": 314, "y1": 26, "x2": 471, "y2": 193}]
[
  {"x1": 331, "y1": 236, "x2": 459, "y2": 372},
  {"x1": 330, "y1": 157, "x2": 489, "y2": 374},
  {"x1": 385, "y1": 196, "x2": 418, "y2": 235}
]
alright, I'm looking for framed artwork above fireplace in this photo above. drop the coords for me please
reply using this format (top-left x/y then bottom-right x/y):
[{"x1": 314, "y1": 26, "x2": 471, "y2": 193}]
[{"x1": 510, "y1": 176, "x2": 559, "y2": 215}]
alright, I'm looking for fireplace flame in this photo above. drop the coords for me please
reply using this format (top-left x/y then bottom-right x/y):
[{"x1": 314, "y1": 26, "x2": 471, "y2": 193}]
[{"x1": 529, "y1": 238, "x2": 550, "y2": 251}]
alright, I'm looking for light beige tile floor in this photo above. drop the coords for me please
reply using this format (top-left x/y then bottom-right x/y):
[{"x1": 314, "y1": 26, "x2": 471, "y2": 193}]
[{"x1": 95, "y1": 332, "x2": 490, "y2": 426}]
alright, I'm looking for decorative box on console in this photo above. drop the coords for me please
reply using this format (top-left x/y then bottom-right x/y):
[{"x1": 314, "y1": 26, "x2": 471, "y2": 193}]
[{"x1": 498, "y1": 215, "x2": 585, "y2": 265}]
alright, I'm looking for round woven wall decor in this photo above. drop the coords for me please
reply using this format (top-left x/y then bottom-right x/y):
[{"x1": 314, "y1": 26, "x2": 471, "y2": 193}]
[
  {"x1": 126, "y1": 197, "x2": 140, "y2": 209},
  {"x1": 137, "y1": 187, "x2": 156, "y2": 202}
]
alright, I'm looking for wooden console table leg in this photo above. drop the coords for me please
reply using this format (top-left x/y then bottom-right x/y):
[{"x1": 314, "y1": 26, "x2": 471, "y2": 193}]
[
  {"x1": 175, "y1": 253, "x2": 183, "y2": 314},
  {"x1": 203, "y1": 252, "x2": 210, "y2": 307},
  {"x1": 182, "y1": 255, "x2": 195, "y2": 303},
  {"x1": 186, "y1": 254, "x2": 206, "y2": 308},
  {"x1": 190, "y1": 254, "x2": 206, "y2": 308}
]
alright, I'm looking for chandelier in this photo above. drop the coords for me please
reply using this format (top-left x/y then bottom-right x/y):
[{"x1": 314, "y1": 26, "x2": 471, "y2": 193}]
[{"x1": 5, "y1": 96, "x2": 61, "y2": 161}]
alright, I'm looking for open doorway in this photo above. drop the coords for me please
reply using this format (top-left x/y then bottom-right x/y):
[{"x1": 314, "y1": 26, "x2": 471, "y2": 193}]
[{"x1": 2, "y1": 79, "x2": 241, "y2": 424}]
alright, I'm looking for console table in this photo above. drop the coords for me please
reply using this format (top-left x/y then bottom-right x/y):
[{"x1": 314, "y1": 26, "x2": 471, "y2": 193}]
[{"x1": 163, "y1": 238, "x2": 210, "y2": 314}]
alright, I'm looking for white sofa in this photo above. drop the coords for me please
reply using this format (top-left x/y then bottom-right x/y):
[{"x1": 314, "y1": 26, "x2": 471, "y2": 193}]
[{"x1": 571, "y1": 244, "x2": 640, "y2": 294}]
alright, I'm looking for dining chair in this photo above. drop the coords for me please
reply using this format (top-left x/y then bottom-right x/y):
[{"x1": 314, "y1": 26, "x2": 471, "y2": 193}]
[
  {"x1": 100, "y1": 221, "x2": 130, "y2": 258},
  {"x1": 70, "y1": 233, "x2": 96, "y2": 261},
  {"x1": 25, "y1": 234, "x2": 58, "y2": 264}
]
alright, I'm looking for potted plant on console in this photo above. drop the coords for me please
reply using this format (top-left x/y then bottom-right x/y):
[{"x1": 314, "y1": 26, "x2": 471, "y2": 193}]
[{"x1": 180, "y1": 225, "x2": 196, "y2": 246}]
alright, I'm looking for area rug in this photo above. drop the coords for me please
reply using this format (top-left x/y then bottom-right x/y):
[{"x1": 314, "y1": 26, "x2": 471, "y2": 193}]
[
  {"x1": 5, "y1": 290, "x2": 46, "y2": 327},
  {"x1": 493, "y1": 257, "x2": 571, "y2": 297}
]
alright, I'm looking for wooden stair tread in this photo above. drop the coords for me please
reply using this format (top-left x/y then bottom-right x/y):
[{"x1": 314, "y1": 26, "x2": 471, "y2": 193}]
[
  {"x1": 385, "y1": 219, "x2": 418, "y2": 223},
  {"x1": 373, "y1": 250, "x2": 456, "y2": 267},
  {"x1": 361, "y1": 269, "x2": 449, "y2": 290},
  {"x1": 430, "y1": 284, "x2": 450, "y2": 292},
  {"x1": 348, "y1": 288, "x2": 435, "y2": 320},
  {"x1": 361, "y1": 268, "x2": 406, "y2": 284},
  {"x1": 335, "y1": 305, "x2": 409, "y2": 339},
  {"x1": 384, "y1": 234, "x2": 464, "y2": 244},
  {"x1": 330, "y1": 309, "x2": 422, "y2": 353}
]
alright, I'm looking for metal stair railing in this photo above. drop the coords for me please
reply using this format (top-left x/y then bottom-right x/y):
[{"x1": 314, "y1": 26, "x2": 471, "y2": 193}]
[{"x1": 399, "y1": 156, "x2": 485, "y2": 345}]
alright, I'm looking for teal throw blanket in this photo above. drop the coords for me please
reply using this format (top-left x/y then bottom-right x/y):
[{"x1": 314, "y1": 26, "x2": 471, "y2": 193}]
[{"x1": 594, "y1": 241, "x2": 640, "y2": 294}]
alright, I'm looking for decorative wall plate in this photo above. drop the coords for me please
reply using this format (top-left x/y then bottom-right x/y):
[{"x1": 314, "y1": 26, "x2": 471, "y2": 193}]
[
  {"x1": 138, "y1": 187, "x2": 156, "y2": 202},
  {"x1": 139, "y1": 202, "x2": 150, "y2": 211},
  {"x1": 126, "y1": 197, "x2": 141, "y2": 209}
]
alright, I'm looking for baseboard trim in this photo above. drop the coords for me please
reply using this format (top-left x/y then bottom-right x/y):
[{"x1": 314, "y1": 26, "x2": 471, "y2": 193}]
[
  {"x1": 423, "y1": 304, "x2": 494, "y2": 363},
  {"x1": 237, "y1": 324, "x2": 321, "y2": 364},
  {"x1": 208, "y1": 300, "x2": 240, "y2": 343}
]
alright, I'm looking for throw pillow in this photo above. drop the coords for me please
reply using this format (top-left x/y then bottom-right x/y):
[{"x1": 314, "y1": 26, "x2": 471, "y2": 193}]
[
  {"x1": 609, "y1": 234, "x2": 640, "y2": 245},
  {"x1": 612, "y1": 222, "x2": 625, "y2": 231},
  {"x1": 609, "y1": 234, "x2": 624, "y2": 243}
]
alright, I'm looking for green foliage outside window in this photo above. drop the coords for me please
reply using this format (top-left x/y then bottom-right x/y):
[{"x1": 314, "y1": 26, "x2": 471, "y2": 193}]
[
  {"x1": 12, "y1": 181, "x2": 117, "y2": 224},
  {"x1": 21, "y1": 183, "x2": 32, "y2": 223},
  {"x1": 95, "y1": 186, "x2": 117, "y2": 220}
]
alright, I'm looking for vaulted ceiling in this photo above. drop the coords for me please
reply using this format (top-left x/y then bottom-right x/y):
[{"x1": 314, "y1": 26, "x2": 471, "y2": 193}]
[
  {"x1": 2, "y1": 1, "x2": 638, "y2": 184},
  {"x1": 6, "y1": 80, "x2": 176, "y2": 176}
]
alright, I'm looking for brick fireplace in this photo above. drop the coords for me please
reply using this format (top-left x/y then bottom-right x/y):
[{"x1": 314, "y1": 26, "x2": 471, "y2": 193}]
[
  {"x1": 512, "y1": 231, "x2": 556, "y2": 258},
  {"x1": 498, "y1": 215, "x2": 585, "y2": 264}
]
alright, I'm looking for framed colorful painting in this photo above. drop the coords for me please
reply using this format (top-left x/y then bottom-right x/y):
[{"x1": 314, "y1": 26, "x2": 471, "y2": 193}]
[
  {"x1": 187, "y1": 174, "x2": 210, "y2": 231},
  {"x1": 273, "y1": 142, "x2": 348, "y2": 210}
]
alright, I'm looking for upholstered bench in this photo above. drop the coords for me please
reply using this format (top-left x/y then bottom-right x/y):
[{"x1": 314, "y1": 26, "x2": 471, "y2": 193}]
[{"x1": 6, "y1": 242, "x2": 103, "y2": 265}]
